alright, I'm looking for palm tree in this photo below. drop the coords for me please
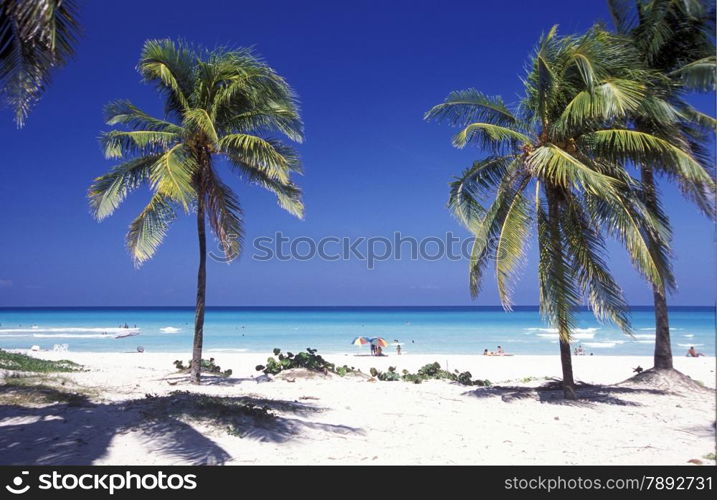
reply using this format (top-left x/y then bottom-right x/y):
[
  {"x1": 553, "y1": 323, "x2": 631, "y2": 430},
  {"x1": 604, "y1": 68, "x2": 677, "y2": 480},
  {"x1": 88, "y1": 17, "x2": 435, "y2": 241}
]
[
  {"x1": 88, "y1": 40, "x2": 304, "y2": 384},
  {"x1": 0, "y1": 0, "x2": 79, "y2": 126},
  {"x1": 425, "y1": 26, "x2": 707, "y2": 398},
  {"x1": 608, "y1": 0, "x2": 716, "y2": 371}
]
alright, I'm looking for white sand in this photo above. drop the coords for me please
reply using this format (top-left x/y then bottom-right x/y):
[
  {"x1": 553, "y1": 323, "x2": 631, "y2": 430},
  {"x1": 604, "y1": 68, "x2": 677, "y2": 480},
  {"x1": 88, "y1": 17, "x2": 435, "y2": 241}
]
[{"x1": 1, "y1": 351, "x2": 715, "y2": 465}]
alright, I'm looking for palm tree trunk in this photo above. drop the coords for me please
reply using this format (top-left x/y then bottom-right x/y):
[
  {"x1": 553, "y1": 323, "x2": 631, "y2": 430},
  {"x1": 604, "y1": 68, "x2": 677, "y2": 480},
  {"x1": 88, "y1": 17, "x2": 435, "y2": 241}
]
[
  {"x1": 190, "y1": 192, "x2": 207, "y2": 384},
  {"x1": 558, "y1": 335, "x2": 576, "y2": 399},
  {"x1": 547, "y1": 188, "x2": 577, "y2": 399},
  {"x1": 641, "y1": 165, "x2": 673, "y2": 370}
]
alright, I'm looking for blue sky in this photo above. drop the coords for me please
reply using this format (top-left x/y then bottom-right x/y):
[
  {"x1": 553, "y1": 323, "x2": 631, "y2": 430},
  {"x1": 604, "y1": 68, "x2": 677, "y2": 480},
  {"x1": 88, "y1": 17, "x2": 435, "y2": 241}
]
[{"x1": 0, "y1": 0, "x2": 714, "y2": 306}]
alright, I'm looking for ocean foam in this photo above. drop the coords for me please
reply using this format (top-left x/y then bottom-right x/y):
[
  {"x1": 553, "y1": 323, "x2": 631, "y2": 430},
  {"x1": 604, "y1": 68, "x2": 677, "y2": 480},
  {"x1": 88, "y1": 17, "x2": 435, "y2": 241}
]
[
  {"x1": 0, "y1": 327, "x2": 139, "y2": 334},
  {"x1": 160, "y1": 327, "x2": 181, "y2": 333},
  {"x1": 584, "y1": 342, "x2": 618, "y2": 348},
  {"x1": 537, "y1": 332, "x2": 595, "y2": 340},
  {"x1": 32, "y1": 334, "x2": 113, "y2": 339}
]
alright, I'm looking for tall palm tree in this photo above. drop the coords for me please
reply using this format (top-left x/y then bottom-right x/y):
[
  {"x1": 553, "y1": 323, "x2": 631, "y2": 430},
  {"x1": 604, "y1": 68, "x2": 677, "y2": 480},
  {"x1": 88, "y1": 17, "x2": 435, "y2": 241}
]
[
  {"x1": 0, "y1": 0, "x2": 79, "y2": 126},
  {"x1": 425, "y1": 26, "x2": 707, "y2": 398},
  {"x1": 608, "y1": 0, "x2": 716, "y2": 371},
  {"x1": 89, "y1": 40, "x2": 304, "y2": 384}
]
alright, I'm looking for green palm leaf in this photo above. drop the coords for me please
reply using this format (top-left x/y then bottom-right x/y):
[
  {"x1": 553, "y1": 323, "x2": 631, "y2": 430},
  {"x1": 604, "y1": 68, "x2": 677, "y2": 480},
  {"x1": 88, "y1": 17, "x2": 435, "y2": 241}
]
[
  {"x1": 0, "y1": 0, "x2": 80, "y2": 126},
  {"x1": 452, "y1": 122, "x2": 531, "y2": 151},
  {"x1": 126, "y1": 193, "x2": 177, "y2": 266},
  {"x1": 526, "y1": 144, "x2": 620, "y2": 195},
  {"x1": 88, "y1": 155, "x2": 159, "y2": 220},
  {"x1": 424, "y1": 89, "x2": 520, "y2": 128}
]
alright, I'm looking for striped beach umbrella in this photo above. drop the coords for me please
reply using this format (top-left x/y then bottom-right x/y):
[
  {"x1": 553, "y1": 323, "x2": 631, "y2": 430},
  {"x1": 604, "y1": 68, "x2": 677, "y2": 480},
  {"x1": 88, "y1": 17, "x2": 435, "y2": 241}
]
[
  {"x1": 370, "y1": 337, "x2": 389, "y2": 347},
  {"x1": 351, "y1": 336, "x2": 369, "y2": 346}
]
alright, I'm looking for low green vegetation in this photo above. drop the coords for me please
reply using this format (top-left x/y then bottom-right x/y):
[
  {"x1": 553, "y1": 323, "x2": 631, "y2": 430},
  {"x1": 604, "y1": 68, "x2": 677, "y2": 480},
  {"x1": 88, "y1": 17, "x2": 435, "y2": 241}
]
[
  {"x1": 371, "y1": 362, "x2": 491, "y2": 386},
  {"x1": 0, "y1": 349, "x2": 82, "y2": 373},
  {"x1": 256, "y1": 348, "x2": 357, "y2": 377},
  {"x1": 703, "y1": 453, "x2": 716, "y2": 461},
  {"x1": 255, "y1": 348, "x2": 490, "y2": 386},
  {"x1": 143, "y1": 391, "x2": 274, "y2": 437},
  {"x1": 0, "y1": 375, "x2": 93, "y2": 406},
  {"x1": 173, "y1": 358, "x2": 232, "y2": 378}
]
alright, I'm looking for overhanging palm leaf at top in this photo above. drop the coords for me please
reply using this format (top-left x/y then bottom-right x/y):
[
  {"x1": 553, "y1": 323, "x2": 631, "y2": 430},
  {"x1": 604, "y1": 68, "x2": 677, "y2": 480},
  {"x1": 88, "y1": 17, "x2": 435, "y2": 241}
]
[
  {"x1": 425, "y1": 26, "x2": 712, "y2": 342},
  {"x1": 0, "y1": 0, "x2": 80, "y2": 126},
  {"x1": 88, "y1": 40, "x2": 304, "y2": 266}
]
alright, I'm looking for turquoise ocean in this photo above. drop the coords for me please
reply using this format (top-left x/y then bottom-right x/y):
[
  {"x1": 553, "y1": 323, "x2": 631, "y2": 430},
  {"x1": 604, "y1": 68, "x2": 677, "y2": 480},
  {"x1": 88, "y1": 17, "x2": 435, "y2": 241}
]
[{"x1": 0, "y1": 307, "x2": 713, "y2": 356}]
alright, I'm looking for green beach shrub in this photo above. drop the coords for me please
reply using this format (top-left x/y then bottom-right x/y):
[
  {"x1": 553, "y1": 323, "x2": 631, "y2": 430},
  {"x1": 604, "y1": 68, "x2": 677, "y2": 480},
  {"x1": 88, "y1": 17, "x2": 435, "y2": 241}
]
[
  {"x1": 0, "y1": 349, "x2": 82, "y2": 373},
  {"x1": 370, "y1": 366, "x2": 401, "y2": 381},
  {"x1": 255, "y1": 348, "x2": 357, "y2": 377},
  {"x1": 173, "y1": 358, "x2": 232, "y2": 377},
  {"x1": 370, "y1": 362, "x2": 490, "y2": 386}
]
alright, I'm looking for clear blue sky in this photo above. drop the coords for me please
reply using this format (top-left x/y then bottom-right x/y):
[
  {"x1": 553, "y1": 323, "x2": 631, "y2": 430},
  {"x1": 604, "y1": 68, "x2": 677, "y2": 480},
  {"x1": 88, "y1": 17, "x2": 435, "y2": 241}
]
[{"x1": 0, "y1": 0, "x2": 713, "y2": 306}]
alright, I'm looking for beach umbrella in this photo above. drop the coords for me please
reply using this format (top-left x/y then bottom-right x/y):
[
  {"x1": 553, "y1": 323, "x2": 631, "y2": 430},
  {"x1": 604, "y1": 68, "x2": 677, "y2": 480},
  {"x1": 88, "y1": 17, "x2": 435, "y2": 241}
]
[
  {"x1": 370, "y1": 337, "x2": 388, "y2": 347},
  {"x1": 351, "y1": 336, "x2": 369, "y2": 346}
]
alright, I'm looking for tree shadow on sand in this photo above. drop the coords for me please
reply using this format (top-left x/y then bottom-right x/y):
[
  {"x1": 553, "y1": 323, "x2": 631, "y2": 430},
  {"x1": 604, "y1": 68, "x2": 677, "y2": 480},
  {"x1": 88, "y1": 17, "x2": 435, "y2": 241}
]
[
  {"x1": 0, "y1": 385, "x2": 363, "y2": 465},
  {"x1": 161, "y1": 373, "x2": 259, "y2": 387},
  {"x1": 462, "y1": 378, "x2": 674, "y2": 407}
]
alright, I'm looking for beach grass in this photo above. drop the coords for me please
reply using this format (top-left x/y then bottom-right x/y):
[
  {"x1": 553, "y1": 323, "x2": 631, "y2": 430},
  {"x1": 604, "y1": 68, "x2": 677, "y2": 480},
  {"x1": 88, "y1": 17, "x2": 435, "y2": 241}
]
[
  {"x1": 0, "y1": 375, "x2": 93, "y2": 406},
  {"x1": 142, "y1": 391, "x2": 275, "y2": 437},
  {"x1": 0, "y1": 349, "x2": 83, "y2": 373}
]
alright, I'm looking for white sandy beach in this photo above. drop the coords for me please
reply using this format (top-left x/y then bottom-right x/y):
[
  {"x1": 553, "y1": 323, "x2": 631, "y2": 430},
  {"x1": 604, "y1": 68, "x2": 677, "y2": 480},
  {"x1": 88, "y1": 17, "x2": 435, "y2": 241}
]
[{"x1": 1, "y1": 351, "x2": 715, "y2": 465}]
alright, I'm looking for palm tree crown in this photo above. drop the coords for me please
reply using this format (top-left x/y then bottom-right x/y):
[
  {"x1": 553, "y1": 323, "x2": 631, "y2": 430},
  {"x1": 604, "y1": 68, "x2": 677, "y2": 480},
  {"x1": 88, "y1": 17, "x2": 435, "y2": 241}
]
[{"x1": 89, "y1": 39, "x2": 304, "y2": 265}]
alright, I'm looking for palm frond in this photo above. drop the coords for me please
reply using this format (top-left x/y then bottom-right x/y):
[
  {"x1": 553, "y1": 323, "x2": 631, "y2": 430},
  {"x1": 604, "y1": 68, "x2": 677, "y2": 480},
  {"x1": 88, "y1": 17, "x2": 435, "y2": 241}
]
[
  {"x1": 452, "y1": 122, "x2": 531, "y2": 151},
  {"x1": 0, "y1": 0, "x2": 80, "y2": 126},
  {"x1": 553, "y1": 78, "x2": 645, "y2": 133},
  {"x1": 101, "y1": 130, "x2": 180, "y2": 159},
  {"x1": 585, "y1": 191, "x2": 672, "y2": 290},
  {"x1": 228, "y1": 157, "x2": 303, "y2": 218},
  {"x1": 148, "y1": 144, "x2": 197, "y2": 209},
  {"x1": 88, "y1": 155, "x2": 159, "y2": 220},
  {"x1": 607, "y1": 0, "x2": 639, "y2": 34},
  {"x1": 220, "y1": 133, "x2": 291, "y2": 183},
  {"x1": 581, "y1": 129, "x2": 714, "y2": 186},
  {"x1": 183, "y1": 107, "x2": 219, "y2": 144},
  {"x1": 536, "y1": 200, "x2": 581, "y2": 340},
  {"x1": 203, "y1": 169, "x2": 243, "y2": 261},
  {"x1": 562, "y1": 193, "x2": 631, "y2": 333},
  {"x1": 495, "y1": 191, "x2": 532, "y2": 307},
  {"x1": 526, "y1": 144, "x2": 621, "y2": 195},
  {"x1": 125, "y1": 193, "x2": 177, "y2": 266},
  {"x1": 465, "y1": 172, "x2": 529, "y2": 298},
  {"x1": 138, "y1": 39, "x2": 195, "y2": 116},
  {"x1": 104, "y1": 99, "x2": 183, "y2": 133},
  {"x1": 448, "y1": 156, "x2": 515, "y2": 225},
  {"x1": 670, "y1": 56, "x2": 716, "y2": 91},
  {"x1": 424, "y1": 89, "x2": 520, "y2": 128}
]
